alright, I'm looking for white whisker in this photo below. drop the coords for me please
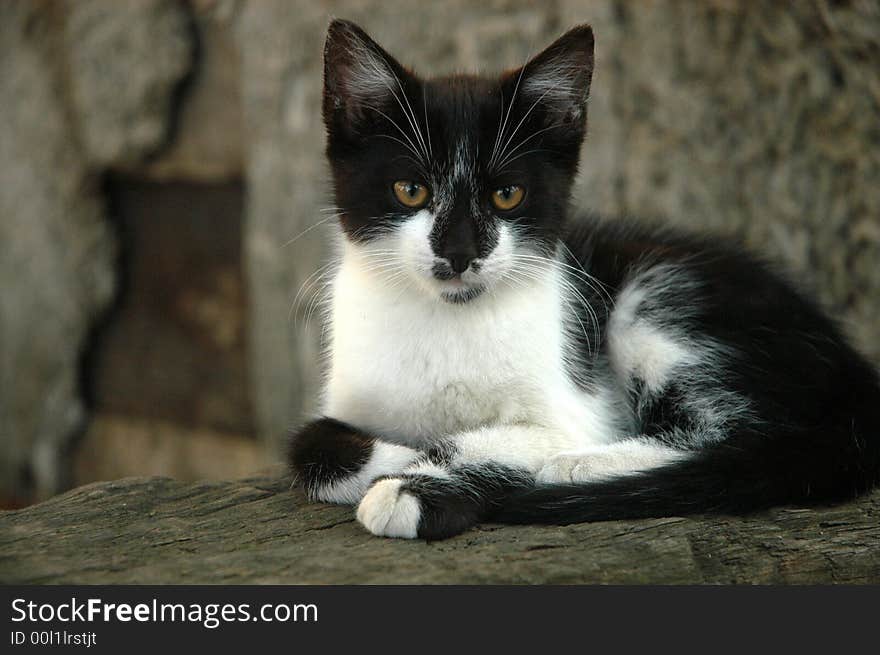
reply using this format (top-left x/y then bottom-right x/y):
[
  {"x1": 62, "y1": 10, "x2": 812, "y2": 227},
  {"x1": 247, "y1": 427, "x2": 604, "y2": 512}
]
[
  {"x1": 492, "y1": 86, "x2": 558, "y2": 174},
  {"x1": 281, "y1": 214, "x2": 338, "y2": 249},
  {"x1": 490, "y1": 61, "x2": 528, "y2": 170}
]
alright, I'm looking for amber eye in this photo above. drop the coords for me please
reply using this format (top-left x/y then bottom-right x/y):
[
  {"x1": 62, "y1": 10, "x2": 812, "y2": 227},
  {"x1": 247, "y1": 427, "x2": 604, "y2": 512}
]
[
  {"x1": 393, "y1": 181, "x2": 430, "y2": 209},
  {"x1": 491, "y1": 185, "x2": 525, "y2": 211}
]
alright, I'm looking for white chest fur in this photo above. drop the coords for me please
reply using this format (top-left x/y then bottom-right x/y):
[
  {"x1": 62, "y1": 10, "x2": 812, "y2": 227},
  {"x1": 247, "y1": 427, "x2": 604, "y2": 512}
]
[{"x1": 321, "y1": 251, "x2": 619, "y2": 448}]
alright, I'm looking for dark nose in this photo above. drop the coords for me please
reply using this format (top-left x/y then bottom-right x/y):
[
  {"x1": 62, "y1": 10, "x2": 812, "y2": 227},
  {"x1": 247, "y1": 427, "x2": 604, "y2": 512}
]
[
  {"x1": 433, "y1": 204, "x2": 478, "y2": 276},
  {"x1": 447, "y1": 253, "x2": 475, "y2": 274}
]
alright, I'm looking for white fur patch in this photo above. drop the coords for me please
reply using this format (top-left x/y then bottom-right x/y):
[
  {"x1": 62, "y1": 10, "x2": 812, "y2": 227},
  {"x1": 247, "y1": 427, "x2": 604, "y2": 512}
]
[
  {"x1": 607, "y1": 278, "x2": 697, "y2": 393},
  {"x1": 397, "y1": 209, "x2": 441, "y2": 293},
  {"x1": 605, "y1": 266, "x2": 753, "y2": 447},
  {"x1": 315, "y1": 441, "x2": 419, "y2": 505},
  {"x1": 536, "y1": 441, "x2": 685, "y2": 484},
  {"x1": 356, "y1": 478, "x2": 421, "y2": 539},
  {"x1": 323, "y1": 231, "x2": 622, "y2": 453},
  {"x1": 449, "y1": 424, "x2": 589, "y2": 474}
]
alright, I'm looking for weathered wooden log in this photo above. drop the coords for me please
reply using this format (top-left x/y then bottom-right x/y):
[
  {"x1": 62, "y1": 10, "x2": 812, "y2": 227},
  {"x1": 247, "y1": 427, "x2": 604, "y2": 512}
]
[{"x1": 1, "y1": 474, "x2": 878, "y2": 584}]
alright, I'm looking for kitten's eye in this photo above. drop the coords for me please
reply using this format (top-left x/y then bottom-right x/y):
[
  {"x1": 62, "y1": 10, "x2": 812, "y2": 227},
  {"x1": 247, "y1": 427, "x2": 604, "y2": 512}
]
[
  {"x1": 491, "y1": 185, "x2": 525, "y2": 211},
  {"x1": 393, "y1": 181, "x2": 430, "y2": 209}
]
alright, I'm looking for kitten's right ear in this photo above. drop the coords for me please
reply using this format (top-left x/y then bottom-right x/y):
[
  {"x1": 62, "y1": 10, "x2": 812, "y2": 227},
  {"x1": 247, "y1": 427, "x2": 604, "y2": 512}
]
[
  {"x1": 508, "y1": 25, "x2": 595, "y2": 127},
  {"x1": 322, "y1": 19, "x2": 410, "y2": 136}
]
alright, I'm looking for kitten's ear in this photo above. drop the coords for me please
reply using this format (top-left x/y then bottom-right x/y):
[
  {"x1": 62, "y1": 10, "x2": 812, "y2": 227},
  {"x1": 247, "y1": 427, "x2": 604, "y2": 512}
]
[
  {"x1": 511, "y1": 24, "x2": 594, "y2": 124},
  {"x1": 322, "y1": 19, "x2": 413, "y2": 135}
]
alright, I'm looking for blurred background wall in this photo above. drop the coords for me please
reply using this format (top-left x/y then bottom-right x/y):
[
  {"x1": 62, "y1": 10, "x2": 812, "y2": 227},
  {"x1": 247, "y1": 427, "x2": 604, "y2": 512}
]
[{"x1": 1, "y1": 0, "x2": 878, "y2": 507}]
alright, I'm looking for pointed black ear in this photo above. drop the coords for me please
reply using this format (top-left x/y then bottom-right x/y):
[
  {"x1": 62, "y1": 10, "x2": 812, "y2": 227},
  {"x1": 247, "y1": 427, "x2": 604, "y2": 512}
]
[
  {"x1": 512, "y1": 24, "x2": 594, "y2": 124},
  {"x1": 322, "y1": 19, "x2": 414, "y2": 135}
]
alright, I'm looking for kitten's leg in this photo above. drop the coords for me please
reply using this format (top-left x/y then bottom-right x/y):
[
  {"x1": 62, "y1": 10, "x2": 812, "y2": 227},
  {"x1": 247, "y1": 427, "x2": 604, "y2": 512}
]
[
  {"x1": 289, "y1": 418, "x2": 419, "y2": 504},
  {"x1": 356, "y1": 424, "x2": 576, "y2": 539},
  {"x1": 535, "y1": 438, "x2": 685, "y2": 484}
]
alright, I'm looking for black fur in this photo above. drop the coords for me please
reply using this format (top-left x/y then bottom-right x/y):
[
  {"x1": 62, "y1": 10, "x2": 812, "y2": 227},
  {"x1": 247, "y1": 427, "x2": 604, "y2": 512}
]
[
  {"x1": 288, "y1": 418, "x2": 375, "y2": 497},
  {"x1": 395, "y1": 465, "x2": 532, "y2": 540},
  {"x1": 321, "y1": 19, "x2": 589, "y2": 257}
]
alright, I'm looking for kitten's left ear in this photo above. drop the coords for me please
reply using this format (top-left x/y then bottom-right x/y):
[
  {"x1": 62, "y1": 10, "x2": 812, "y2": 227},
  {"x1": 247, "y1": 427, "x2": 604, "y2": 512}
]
[{"x1": 512, "y1": 24, "x2": 594, "y2": 124}]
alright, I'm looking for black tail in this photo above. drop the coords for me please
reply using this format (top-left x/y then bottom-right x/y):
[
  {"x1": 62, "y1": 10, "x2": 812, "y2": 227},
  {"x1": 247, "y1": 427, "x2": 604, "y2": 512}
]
[{"x1": 494, "y1": 409, "x2": 880, "y2": 525}]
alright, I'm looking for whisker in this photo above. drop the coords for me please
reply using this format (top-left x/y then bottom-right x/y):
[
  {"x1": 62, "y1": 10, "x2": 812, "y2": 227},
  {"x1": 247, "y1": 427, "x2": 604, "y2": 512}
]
[
  {"x1": 366, "y1": 105, "x2": 423, "y2": 161},
  {"x1": 490, "y1": 62, "x2": 528, "y2": 170},
  {"x1": 495, "y1": 148, "x2": 555, "y2": 172},
  {"x1": 509, "y1": 253, "x2": 604, "y2": 358},
  {"x1": 290, "y1": 262, "x2": 337, "y2": 326},
  {"x1": 556, "y1": 241, "x2": 615, "y2": 306},
  {"x1": 494, "y1": 120, "x2": 565, "y2": 172},
  {"x1": 513, "y1": 247, "x2": 614, "y2": 310},
  {"x1": 492, "y1": 86, "x2": 558, "y2": 174},
  {"x1": 422, "y1": 88, "x2": 432, "y2": 157},
  {"x1": 281, "y1": 214, "x2": 338, "y2": 249},
  {"x1": 363, "y1": 55, "x2": 430, "y2": 164}
]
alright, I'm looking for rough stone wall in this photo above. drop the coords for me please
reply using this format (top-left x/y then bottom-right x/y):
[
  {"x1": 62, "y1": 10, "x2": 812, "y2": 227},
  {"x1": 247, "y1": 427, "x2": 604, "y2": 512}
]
[
  {"x1": 0, "y1": 0, "x2": 191, "y2": 502},
  {"x1": 64, "y1": 0, "x2": 192, "y2": 167},
  {"x1": 571, "y1": 0, "x2": 880, "y2": 359},
  {"x1": 0, "y1": 2, "x2": 113, "y2": 501},
  {"x1": 1, "y1": 0, "x2": 878, "y2": 501}
]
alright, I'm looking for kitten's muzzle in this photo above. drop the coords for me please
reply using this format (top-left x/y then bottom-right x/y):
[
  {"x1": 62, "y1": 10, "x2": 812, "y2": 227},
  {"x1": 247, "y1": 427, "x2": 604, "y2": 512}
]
[{"x1": 429, "y1": 259, "x2": 485, "y2": 303}]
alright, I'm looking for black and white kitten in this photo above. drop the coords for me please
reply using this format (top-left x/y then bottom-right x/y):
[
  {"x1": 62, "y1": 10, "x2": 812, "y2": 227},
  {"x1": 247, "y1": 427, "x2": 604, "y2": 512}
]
[{"x1": 288, "y1": 20, "x2": 880, "y2": 540}]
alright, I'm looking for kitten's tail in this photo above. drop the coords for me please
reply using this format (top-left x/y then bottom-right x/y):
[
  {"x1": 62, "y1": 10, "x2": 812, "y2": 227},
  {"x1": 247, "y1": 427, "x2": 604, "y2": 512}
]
[{"x1": 494, "y1": 405, "x2": 880, "y2": 525}]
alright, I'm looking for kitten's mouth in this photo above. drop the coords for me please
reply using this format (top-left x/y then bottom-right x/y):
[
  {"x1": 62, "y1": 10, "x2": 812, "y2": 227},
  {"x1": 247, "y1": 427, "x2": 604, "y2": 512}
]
[{"x1": 429, "y1": 266, "x2": 486, "y2": 304}]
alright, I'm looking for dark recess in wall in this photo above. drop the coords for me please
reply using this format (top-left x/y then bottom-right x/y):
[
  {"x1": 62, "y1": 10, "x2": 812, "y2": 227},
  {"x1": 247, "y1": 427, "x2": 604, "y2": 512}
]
[{"x1": 86, "y1": 176, "x2": 254, "y2": 435}]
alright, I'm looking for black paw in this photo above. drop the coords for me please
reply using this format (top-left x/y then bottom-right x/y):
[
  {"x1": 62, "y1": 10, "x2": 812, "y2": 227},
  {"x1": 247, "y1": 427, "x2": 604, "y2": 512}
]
[{"x1": 288, "y1": 418, "x2": 375, "y2": 497}]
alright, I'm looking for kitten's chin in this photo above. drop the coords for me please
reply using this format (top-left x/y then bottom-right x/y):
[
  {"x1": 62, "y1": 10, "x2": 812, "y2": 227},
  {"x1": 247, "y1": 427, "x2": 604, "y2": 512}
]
[{"x1": 439, "y1": 285, "x2": 485, "y2": 304}]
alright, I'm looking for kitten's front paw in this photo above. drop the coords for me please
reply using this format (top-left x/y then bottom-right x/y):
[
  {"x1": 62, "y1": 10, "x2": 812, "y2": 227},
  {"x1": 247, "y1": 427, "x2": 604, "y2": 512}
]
[
  {"x1": 536, "y1": 453, "x2": 598, "y2": 484},
  {"x1": 289, "y1": 418, "x2": 375, "y2": 503},
  {"x1": 289, "y1": 419, "x2": 420, "y2": 505},
  {"x1": 356, "y1": 478, "x2": 422, "y2": 539}
]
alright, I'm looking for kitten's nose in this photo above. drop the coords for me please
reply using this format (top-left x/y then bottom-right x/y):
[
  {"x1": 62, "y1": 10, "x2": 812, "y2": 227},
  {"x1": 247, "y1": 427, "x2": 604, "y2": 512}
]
[{"x1": 447, "y1": 253, "x2": 474, "y2": 274}]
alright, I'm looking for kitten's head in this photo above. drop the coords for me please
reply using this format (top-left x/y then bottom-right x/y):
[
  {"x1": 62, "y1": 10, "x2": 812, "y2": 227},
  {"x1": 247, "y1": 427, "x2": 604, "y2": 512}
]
[{"x1": 322, "y1": 19, "x2": 594, "y2": 303}]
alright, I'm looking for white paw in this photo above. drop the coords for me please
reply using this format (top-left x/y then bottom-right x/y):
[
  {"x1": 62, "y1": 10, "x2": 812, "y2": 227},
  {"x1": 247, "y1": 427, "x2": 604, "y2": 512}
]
[
  {"x1": 536, "y1": 453, "x2": 604, "y2": 484},
  {"x1": 356, "y1": 478, "x2": 422, "y2": 539}
]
